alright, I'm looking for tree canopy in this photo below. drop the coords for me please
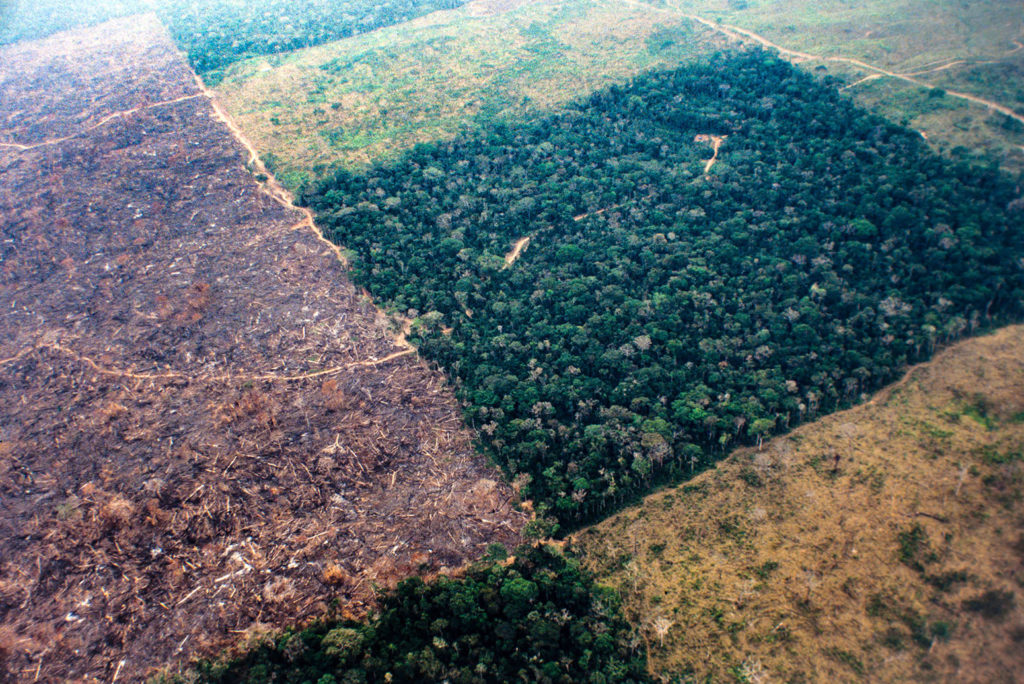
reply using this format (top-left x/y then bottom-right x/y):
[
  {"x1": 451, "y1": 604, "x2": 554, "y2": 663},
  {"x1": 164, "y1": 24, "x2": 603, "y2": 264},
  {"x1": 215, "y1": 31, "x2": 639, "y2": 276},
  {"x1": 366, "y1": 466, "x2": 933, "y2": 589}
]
[
  {"x1": 190, "y1": 546, "x2": 648, "y2": 684},
  {"x1": 304, "y1": 52, "x2": 1024, "y2": 527},
  {"x1": 0, "y1": 0, "x2": 465, "y2": 79}
]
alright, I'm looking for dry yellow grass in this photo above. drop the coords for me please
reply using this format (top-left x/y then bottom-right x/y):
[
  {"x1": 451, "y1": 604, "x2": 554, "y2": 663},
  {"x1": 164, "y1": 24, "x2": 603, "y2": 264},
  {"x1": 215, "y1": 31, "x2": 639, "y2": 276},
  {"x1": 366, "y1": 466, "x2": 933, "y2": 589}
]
[{"x1": 578, "y1": 325, "x2": 1024, "y2": 682}]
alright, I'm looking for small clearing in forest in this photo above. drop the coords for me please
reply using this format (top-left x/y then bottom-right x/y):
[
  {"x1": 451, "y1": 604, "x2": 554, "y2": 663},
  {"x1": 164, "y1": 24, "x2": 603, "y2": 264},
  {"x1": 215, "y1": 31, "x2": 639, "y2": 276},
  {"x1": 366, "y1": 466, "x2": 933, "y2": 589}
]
[
  {"x1": 694, "y1": 133, "x2": 725, "y2": 172},
  {"x1": 503, "y1": 236, "x2": 531, "y2": 267}
]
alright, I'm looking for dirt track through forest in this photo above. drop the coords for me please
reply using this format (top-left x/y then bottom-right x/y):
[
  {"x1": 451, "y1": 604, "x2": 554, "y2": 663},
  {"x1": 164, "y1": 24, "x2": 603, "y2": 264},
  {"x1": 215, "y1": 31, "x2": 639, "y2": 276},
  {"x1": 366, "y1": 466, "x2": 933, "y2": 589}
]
[
  {"x1": 695, "y1": 133, "x2": 725, "y2": 173},
  {"x1": 623, "y1": 0, "x2": 1024, "y2": 127},
  {"x1": 503, "y1": 236, "x2": 531, "y2": 267}
]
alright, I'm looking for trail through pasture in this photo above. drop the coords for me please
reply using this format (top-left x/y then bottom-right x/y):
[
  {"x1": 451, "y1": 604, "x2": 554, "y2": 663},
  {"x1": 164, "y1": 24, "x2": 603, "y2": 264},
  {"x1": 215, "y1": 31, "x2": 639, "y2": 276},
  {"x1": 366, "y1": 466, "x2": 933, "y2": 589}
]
[{"x1": 623, "y1": 0, "x2": 1024, "y2": 127}]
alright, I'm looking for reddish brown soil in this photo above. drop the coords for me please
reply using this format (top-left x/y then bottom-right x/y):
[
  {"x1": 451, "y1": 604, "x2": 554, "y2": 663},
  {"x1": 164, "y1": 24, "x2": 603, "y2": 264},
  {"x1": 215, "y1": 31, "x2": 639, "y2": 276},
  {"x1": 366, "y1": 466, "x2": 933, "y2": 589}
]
[{"x1": 0, "y1": 16, "x2": 524, "y2": 683}]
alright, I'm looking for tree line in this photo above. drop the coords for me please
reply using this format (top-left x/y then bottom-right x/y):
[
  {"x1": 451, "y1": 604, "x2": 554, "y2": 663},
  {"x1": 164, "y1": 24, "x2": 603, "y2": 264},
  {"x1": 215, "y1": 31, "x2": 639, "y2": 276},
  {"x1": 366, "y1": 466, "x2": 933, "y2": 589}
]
[
  {"x1": 1, "y1": 0, "x2": 464, "y2": 80},
  {"x1": 185, "y1": 546, "x2": 648, "y2": 684}
]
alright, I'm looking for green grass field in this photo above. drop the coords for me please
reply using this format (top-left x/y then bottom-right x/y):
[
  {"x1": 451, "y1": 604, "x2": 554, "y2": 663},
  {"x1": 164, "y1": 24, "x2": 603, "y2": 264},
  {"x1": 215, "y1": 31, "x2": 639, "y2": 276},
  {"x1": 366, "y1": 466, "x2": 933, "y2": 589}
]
[
  {"x1": 216, "y1": 0, "x2": 1024, "y2": 187},
  {"x1": 215, "y1": 0, "x2": 725, "y2": 189}
]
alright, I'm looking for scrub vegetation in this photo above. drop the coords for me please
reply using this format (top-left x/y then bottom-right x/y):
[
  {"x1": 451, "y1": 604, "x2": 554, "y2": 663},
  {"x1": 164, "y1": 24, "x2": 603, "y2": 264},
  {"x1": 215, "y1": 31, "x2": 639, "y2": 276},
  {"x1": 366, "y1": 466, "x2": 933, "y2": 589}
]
[{"x1": 579, "y1": 325, "x2": 1024, "y2": 682}]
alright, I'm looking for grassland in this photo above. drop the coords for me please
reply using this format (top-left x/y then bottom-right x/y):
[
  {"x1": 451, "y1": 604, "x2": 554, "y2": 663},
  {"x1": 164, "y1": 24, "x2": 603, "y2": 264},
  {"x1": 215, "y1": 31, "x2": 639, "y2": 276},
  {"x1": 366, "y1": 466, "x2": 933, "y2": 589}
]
[
  {"x1": 216, "y1": 0, "x2": 1024, "y2": 186},
  {"x1": 214, "y1": 0, "x2": 725, "y2": 188},
  {"x1": 657, "y1": 0, "x2": 1024, "y2": 171},
  {"x1": 578, "y1": 325, "x2": 1024, "y2": 682}
]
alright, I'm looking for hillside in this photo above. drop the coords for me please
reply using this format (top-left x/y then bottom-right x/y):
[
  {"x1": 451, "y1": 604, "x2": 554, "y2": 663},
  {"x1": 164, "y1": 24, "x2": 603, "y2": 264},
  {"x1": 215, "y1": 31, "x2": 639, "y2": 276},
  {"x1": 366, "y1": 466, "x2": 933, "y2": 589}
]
[
  {"x1": 1, "y1": 2, "x2": 1023, "y2": 682},
  {"x1": 0, "y1": 18, "x2": 523, "y2": 682},
  {"x1": 578, "y1": 325, "x2": 1024, "y2": 682},
  {"x1": 656, "y1": 0, "x2": 1024, "y2": 172},
  {"x1": 0, "y1": 0, "x2": 466, "y2": 77}
]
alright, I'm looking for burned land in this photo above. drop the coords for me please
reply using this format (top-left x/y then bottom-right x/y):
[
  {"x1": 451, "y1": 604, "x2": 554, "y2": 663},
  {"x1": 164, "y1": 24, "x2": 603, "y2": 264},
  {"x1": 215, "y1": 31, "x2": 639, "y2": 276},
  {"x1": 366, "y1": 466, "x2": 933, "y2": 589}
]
[{"x1": 0, "y1": 16, "x2": 523, "y2": 682}]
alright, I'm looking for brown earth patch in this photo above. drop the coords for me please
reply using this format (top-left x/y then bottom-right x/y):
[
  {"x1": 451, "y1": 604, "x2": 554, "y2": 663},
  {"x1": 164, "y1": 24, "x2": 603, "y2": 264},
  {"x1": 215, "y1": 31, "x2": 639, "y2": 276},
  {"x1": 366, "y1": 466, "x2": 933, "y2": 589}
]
[
  {"x1": 502, "y1": 236, "x2": 531, "y2": 267},
  {"x1": 694, "y1": 133, "x2": 726, "y2": 173},
  {"x1": 0, "y1": 16, "x2": 524, "y2": 683}
]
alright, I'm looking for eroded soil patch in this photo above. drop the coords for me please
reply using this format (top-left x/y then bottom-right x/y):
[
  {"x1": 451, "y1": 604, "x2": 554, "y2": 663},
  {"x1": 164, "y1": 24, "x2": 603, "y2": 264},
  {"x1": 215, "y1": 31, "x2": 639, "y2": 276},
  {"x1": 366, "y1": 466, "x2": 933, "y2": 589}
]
[{"x1": 0, "y1": 16, "x2": 523, "y2": 682}]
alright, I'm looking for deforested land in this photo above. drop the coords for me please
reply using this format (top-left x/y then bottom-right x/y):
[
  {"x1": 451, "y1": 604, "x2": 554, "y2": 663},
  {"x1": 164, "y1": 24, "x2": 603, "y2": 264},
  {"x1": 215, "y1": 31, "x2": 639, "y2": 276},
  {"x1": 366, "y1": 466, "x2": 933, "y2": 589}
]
[
  {"x1": 579, "y1": 325, "x2": 1024, "y2": 683},
  {"x1": 0, "y1": 16, "x2": 524, "y2": 682}
]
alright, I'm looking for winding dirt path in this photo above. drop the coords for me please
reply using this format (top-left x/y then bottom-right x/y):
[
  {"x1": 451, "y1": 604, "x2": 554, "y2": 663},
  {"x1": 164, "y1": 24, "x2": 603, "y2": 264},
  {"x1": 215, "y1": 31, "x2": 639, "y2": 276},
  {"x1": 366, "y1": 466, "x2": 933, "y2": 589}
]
[
  {"x1": 189, "y1": 74, "x2": 420, "y2": 356},
  {"x1": 695, "y1": 133, "x2": 726, "y2": 173},
  {"x1": 622, "y1": 0, "x2": 1024, "y2": 127},
  {"x1": 1, "y1": 71, "x2": 417, "y2": 382},
  {"x1": 503, "y1": 236, "x2": 530, "y2": 267},
  {"x1": 190, "y1": 75, "x2": 356, "y2": 273},
  {"x1": 902, "y1": 59, "x2": 970, "y2": 77},
  {"x1": 0, "y1": 75, "x2": 359, "y2": 275},
  {"x1": 840, "y1": 73, "x2": 883, "y2": 91},
  {"x1": 0, "y1": 93, "x2": 204, "y2": 150},
  {"x1": 0, "y1": 342, "x2": 414, "y2": 384}
]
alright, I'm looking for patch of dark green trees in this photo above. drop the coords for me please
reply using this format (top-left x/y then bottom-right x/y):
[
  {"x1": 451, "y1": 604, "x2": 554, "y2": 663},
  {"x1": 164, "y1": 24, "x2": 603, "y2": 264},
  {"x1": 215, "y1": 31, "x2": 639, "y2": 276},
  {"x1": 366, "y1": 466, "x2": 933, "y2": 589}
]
[{"x1": 305, "y1": 52, "x2": 1024, "y2": 528}]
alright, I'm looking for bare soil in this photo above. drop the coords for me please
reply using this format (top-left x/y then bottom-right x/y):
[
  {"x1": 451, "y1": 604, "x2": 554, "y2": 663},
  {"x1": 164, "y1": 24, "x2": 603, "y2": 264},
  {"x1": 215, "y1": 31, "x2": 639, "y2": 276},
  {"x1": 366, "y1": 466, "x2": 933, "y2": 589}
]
[
  {"x1": 502, "y1": 237, "x2": 530, "y2": 268},
  {"x1": 0, "y1": 16, "x2": 524, "y2": 683},
  {"x1": 693, "y1": 133, "x2": 725, "y2": 173}
]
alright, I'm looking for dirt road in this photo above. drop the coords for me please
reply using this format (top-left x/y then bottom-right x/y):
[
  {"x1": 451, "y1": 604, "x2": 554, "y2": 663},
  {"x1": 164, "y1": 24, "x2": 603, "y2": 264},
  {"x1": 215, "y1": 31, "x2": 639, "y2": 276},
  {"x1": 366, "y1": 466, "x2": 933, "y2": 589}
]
[
  {"x1": 503, "y1": 236, "x2": 531, "y2": 267},
  {"x1": 622, "y1": 0, "x2": 1024, "y2": 126}
]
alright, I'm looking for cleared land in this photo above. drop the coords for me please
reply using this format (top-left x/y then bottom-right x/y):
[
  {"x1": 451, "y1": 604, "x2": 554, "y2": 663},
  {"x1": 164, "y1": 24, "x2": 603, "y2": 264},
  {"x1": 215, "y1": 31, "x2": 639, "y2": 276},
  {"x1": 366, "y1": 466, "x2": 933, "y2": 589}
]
[
  {"x1": 217, "y1": 0, "x2": 1024, "y2": 185},
  {"x1": 0, "y1": 17, "x2": 523, "y2": 682},
  {"x1": 654, "y1": 0, "x2": 1024, "y2": 171},
  {"x1": 214, "y1": 0, "x2": 725, "y2": 187},
  {"x1": 579, "y1": 326, "x2": 1024, "y2": 682}
]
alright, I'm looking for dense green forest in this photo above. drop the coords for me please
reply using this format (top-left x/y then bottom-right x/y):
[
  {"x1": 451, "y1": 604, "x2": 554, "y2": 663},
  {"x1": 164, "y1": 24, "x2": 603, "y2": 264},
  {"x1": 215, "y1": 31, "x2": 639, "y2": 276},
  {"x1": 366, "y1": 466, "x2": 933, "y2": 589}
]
[
  {"x1": 0, "y1": 0, "x2": 464, "y2": 78},
  {"x1": 304, "y1": 52, "x2": 1024, "y2": 527},
  {"x1": 187, "y1": 546, "x2": 647, "y2": 683}
]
